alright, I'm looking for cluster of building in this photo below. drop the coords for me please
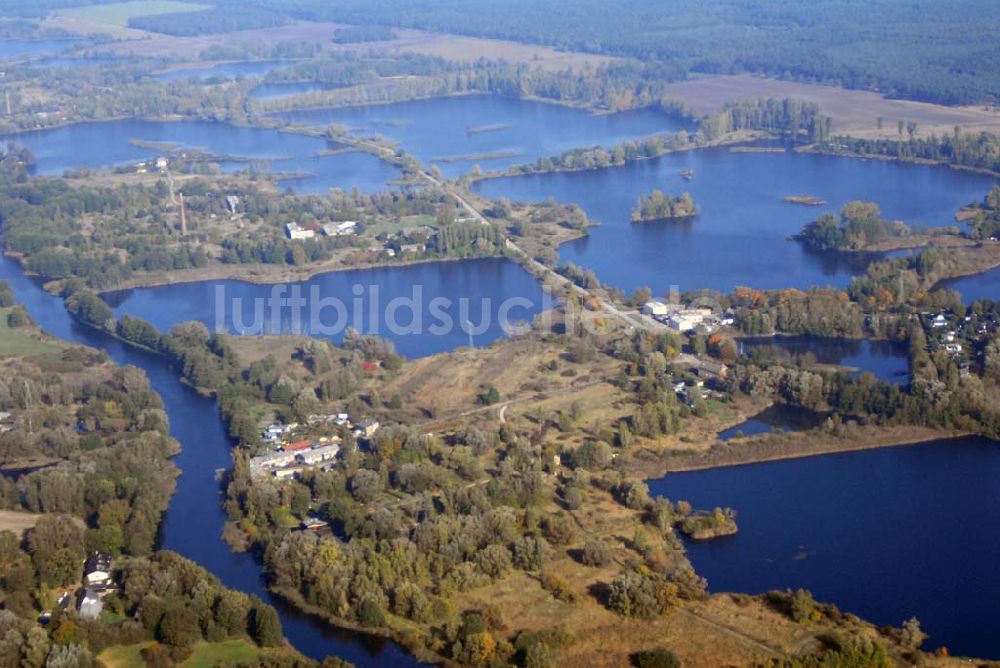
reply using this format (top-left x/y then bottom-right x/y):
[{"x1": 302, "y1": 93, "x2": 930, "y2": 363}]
[
  {"x1": 250, "y1": 414, "x2": 380, "y2": 478},
  {"x1": 73, "y1": 552, "x2": 114, "y2": 620},
  {"x1": 285, "y1": 220, "x2": 359, "y2": 240},
  {"x1": 641, "y1": 300, "x2": 734, "y2": 333}
]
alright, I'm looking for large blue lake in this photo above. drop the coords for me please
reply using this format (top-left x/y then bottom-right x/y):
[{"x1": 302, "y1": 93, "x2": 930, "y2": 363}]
[
  {"x1": 103, "y1": 258, "x2": 549, "y2": 359},
  {"x1": 276, "y1": 94, "x2": 685, "y2": 178},
  {"x1": 476, "y1": 147, "x2": 996, "y2": 294},
  {"x1": 3, "y1": 119, "x2": 399, "y2": 194},
  {"x1": 654, "y1": 437, "x2": 1000, "y2": 659}
]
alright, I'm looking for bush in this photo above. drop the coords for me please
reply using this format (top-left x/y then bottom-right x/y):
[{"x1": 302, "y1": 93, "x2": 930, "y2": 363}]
[
  {"x1": 358, "y1": 597, "x2": 387, "y2": 628},
  {"x1": 632, "y1": 648, "x2": 681, "y2": 668},
  {"x1": 580, "y1": 539, "x2": 612, "y2": 567}
]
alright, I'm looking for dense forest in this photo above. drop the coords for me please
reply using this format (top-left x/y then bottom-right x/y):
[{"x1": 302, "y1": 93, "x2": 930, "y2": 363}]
[{"x1": 237, "y1": 0, "x2": 1000, "y2": 105}]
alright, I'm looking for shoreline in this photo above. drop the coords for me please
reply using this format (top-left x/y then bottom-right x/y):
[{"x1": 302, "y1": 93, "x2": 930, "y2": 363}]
[{"x1": 642, "y1": 425, "x2": 968, "y2": 477}]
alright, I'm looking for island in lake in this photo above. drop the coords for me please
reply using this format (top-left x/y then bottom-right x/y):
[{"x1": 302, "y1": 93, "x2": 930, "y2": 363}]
[{"x1": 631, "y1": 189, "x2": 699, "y2": 221}]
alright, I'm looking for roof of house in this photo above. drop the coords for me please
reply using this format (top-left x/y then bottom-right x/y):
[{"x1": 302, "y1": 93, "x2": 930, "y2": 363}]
[
  {"x1": 283, "y1": 439, "x2": 313, "y2": 452},
  {"x1": 85, "y1": 553, "x2": 112, "y2": 575}
]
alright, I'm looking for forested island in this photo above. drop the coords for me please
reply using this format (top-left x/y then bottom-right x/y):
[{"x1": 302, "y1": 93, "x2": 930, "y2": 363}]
[{"x1": 631, "y1": 191, "x2": 698, "y2": 222}]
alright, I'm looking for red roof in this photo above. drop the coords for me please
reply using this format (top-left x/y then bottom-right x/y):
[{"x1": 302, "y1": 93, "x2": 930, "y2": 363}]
[{"x1": 283, "y1": 440, "x2": 312, "y2": 452}]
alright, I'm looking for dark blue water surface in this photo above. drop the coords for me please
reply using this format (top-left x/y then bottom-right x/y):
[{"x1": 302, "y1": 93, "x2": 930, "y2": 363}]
[
  {"x1": 103, "y1": 258, "x2": 548, "y2": 359},
  {"x1": 740, "y1": 335, "x2": 910, "y2": 383},
  {"x1": 717, "y1": 404, "x2": 826, "y2": 441},
  {"x1": 0, "y1": 257, "x2": 421, "y2": 666},
  {"x1": 475, "y1": 147, "x2": 996, "y2": 293},
  {"x1": 3, "y1": 119, "x2": 399, "y2": 194},
  {"x1": 653, "y1": 437, "x2": 1000, "y2": 659},
  {"x1": 251, "y1": 82, "x2": 339, "y2": 101},
  {"x1": 155, "y1": 59, "x2": 294, "y2": 81},
  {"x1": 276, "y1": 95, "x2": 685, "y2": 178},
  {"x1": 938, "y1": 266, "x2": 1000, "y2": 304},
  {"x1": 0, "y1": 39, "x2": 75, "y2": 60}
]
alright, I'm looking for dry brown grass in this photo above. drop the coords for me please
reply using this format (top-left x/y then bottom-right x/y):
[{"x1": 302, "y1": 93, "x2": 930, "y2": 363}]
[
  {"x1": 0, "y1": 510, "x2": 45, "y2": 534},
  {"x1": 660, "y1": 74, "x2": 1000, "y2": 139}
]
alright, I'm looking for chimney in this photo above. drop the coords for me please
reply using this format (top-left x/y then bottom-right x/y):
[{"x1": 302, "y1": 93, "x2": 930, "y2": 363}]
[{"x1": 179, "y1": 192, "x2": 187, "y2": 235}]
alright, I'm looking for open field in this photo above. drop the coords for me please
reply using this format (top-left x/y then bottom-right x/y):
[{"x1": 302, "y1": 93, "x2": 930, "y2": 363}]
[
  {"x1": 55, "y1": 1, "x2": 209, "y2": 27},
  {"x1": 0, "y1": 510, "x2": 44, "y2": 535},
  {"x1": 0, "y1": 313, "x2": 62, "y2": 357},
  {"x1": 86, "y1": 20, "x2": 618, "y2": 71},
  {"x1": 660, "y1": 74, "x2": 1000, "y2": 139}
]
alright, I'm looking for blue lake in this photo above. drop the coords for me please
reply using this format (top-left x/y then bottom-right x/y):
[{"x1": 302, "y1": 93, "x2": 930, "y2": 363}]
[
  {"x1": 3, "y1": 119, "x2": 400, "y2": 194},
  {"x1": 155, "y1": 59, "x2": 295, "y2": 81},
  {"x1": 102, "y1": 258, "x2": 549, "y2": 359},
  {"x1": 938, "y1": 266, "x2": 1000, "y2": 304},
  {"x1": 251, "y1": 82, "x2": 339, "y2": 101},
  {"x1": 653, "y1": 437, "x2": 1000, "y2": 659},
  {"x1": 0, "y1": 39, "x2": 74, "y2": 60},
  {"x1": 740, "y1": 335, "x2": 910, "y2": 383},
  {"x1": 275, "y1": 94, "x2": 685, "y2": 178},
  {"x1": 717, "y1": 404, "x2": 826, "y2": 441},
  {"x1": 475, "y1": 147, "x2": 996, "y2": 294}
]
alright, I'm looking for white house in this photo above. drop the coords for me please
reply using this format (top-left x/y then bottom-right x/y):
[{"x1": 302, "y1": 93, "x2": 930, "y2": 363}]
[
  {"x1": 322, "y1": 221, "x2": 358, "y2": 236},
  {"x1": 297, "y1": 444, "x2": 340, "y2": 466},
  {"x1": 286, "y1": 222, "x2": 315, "y2": 240},
  {"x1": 84, "y1": 553, "x2": 112, "y2": 587},
  {"x1": 931, "y1": 314, "x2": 949, "y2": 328},
  {"x1": 78, "y1": 592, "x2": 103, "y2": 619},
  {"x1": 944, "y1": 343, "x2": 963, "y2": 354},
  {"x1": 642, "y1": 300, "x2": 671, "y2": 317}
]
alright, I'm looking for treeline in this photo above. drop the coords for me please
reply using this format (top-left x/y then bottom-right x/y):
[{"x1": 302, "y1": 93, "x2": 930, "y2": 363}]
[
  {"x1": 822, "y1": 130, "x2": 1000, "y2": 175},
  {"x1": 128, "y1": 6, "x2": 290, "y2": 36},
  {"x1": 797, "y1": 201, "x2": 910, "y2": 251},
  {"x1": 331, "y1": 25, "x2": 396, "y2": 43},
  {"x1": 631, "y1": 191, "x2": 697, "y2": 222},
  {"x1": 968, "y1": 185, "x2": 1000, "y2": 240},
  {"x1": 254, "y1": 0, "x2": 1000, "y2": 105},
  {"x1": 700, "y1": 98, "x2": 830, "y2": 143}
]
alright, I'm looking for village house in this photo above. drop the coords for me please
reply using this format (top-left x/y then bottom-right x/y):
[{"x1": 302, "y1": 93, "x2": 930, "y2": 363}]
[
  {"x1": 225, "y1": 195, "x2": 241, "y2": 215},
  {"x1": 296, "y1": 443, "x2": 340, "y2": 466},
  {"x1": 301, "y1": 517, "x2": 329, "y2": 531},
  {"x1": 931, "y1": 313, "x2": 949, "y2": 328},
  {"x1": 84, "y1": 553, "x2": 112, "y2": 588},
  {"x1": 399, "y1": 243, "x2": 426, "y2": 254},
  {"x1": 249, "y1": 451, "x2": 298, "y2": 476},
  {"x1": 353, "y1": 418, "x2": 380, "y2": 439},
  {"x1": 322, "y1": 220, "x2": 358, "y2": 236},
  {"x1": 77, "y1": 591, "x2": 103, "y2": 619},
  {"x1": 642, "y1": 300, "x2": 671, "y2": 317},
  {"x1": 285, "y1": 222, "x2": 315, "y2": 240}
]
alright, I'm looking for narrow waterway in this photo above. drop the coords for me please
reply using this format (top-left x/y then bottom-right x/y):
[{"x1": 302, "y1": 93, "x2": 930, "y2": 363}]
[{"x1": 0, "y1": 255, "x2": 422, "y2": 666}]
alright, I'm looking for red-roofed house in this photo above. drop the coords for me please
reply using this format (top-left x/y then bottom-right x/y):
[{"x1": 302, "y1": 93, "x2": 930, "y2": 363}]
[{"x1": 282, "y1": 439, "x2": 312, "y2": 453}]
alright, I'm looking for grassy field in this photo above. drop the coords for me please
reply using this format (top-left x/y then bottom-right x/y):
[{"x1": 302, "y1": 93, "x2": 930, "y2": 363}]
[
  {"x1": 0, "y1": 312, "x2": 61, "y2": 357},
  {"x1": 99, "y1": 640, "x2": 259, "y2": 667},
  {"x1": 55, "y1": 1, "x2": 209, "y2": 27},
  {"x1": 660, "y1": 74, "x2": 1000, "y2": 139},
  {"x1": 0, "y1": 510, "x2": 44, "y2": 535}
]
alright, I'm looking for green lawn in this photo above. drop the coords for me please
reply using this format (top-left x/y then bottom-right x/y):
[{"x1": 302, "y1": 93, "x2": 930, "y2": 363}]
[
  {"x1": 56, "y1": 1, "x2": 209, "y2": 27},
  {"x1": 0, "y1": 313, "x2": 60, "y2": 358},
  {"x1": 99, "y1": 640, "x2": 259, "y2": 668}
]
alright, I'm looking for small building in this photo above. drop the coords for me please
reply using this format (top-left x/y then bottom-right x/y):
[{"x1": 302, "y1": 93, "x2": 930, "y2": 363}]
[
  {"x1": 399, "y1": 243, "x2": 425, "y2": 254},
  {"x1": 353, "y1": 418, "x2": 380, "y2": 439},
  {"x1": 931, "y1": 314, "x2": 949, "y2": 328},
  {"x1": 297, "y1": 444, "x2": 340, "y2": 466},
  {"x1": 944, "y1": 343, "x2": 963, "y2": 354},
  {"x1": 301, "y1": 517, "x2": 328, "y2": 531},
  {"x1": 286, "y1": 222, "x2": 315, "y2": 240},
  {"x1": 225, "y1": 195, "x2": 241, "y2": 215},
  {"x1": 322, "y1": 220, "x2": 358, "y2": 236},
  {"x1": 84, "y1": 553, "x2": 112, "y2": 587},
  {"x1": 249, "y1": 451, "x2": 297, "y2": 476},
  {"x1": 155, "y1": 157, "x2": 168, "y2": 171},
  {"x1": 642, "y1": 300, "x2": 671, "y2": 317}
]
